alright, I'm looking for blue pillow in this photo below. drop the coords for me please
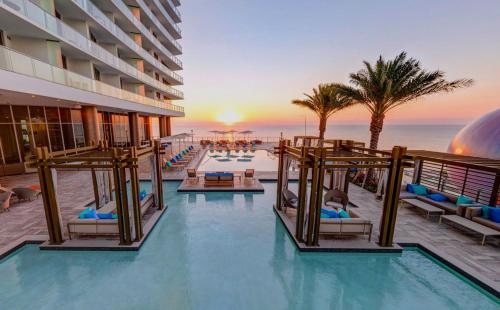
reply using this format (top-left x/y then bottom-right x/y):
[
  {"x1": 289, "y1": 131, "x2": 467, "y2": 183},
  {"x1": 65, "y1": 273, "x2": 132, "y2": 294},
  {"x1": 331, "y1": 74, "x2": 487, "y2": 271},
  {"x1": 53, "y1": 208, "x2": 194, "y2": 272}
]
[
  {"x1": 97, "y1": 213, "x2": 114, "y2": 219},
  {"x1": 338, "y1": 209, "x2": 350, "y2": 218},
  {"x1": 139, "y1": 190, "x2": 147, "y2": 201},
  {"x1": 321, "y1": 208, "x2": 339, "y2": 218},
  {"x1": 80, "y1": 208, "x2": 98, "y2": 219},
  {"x1": 166, "y1": 161, "x2": 173, "y2": 168},
  {"x1": 78, "y1": 207, "x2": 92, "y2": 219},
  {"x1": 426, "y1": 193, "x2": 448, "y2": 202},
  {"x1": 480, "y1": 205, "x2": 490, "y2": 219},
  {"x1": 456, "y1": 195, "x2": 474, "y2": 206},
  {"x1": 412, "y1": 185, "x2": 428, "y2": 196},
  {"x1": 489, "y1": 208, "x2": 500, "y2": 223},
  {"x1": 406, "y1": 184, "x2": 414, "y2": 193}
]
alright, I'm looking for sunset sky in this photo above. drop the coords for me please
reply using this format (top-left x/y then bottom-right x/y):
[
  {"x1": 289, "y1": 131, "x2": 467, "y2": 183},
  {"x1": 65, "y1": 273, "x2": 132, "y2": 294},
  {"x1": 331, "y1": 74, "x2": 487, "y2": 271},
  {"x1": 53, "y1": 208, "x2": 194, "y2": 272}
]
[{"x1": 176, "y1": 0, "x2": 500, "y2": 128}]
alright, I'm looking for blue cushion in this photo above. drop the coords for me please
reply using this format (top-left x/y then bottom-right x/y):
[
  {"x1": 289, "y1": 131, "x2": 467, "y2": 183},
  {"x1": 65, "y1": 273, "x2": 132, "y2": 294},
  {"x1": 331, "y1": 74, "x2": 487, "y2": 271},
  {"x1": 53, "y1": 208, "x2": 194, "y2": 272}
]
[
  {"x1": 456, "y1": 195, "x2": 473, "y2": 206},
  {"x1": 338, "y1": 209, "x2": 350, "y2": 218},
  {"x1": 139, "y1": 190, "x2": 147, "y2": 201},
  {"x1": 489, "y1": 208, "x2": 500, "y2": 223},
  {"x1": 205, "y1": 173, "x2": 218, "y2": 177},
  {"x1": 321, "y1": 208, "x2": 339, "y2": 218},
  {"x1": 406, "y1": 184, "x2": 414, "y2": 193},
  {"x1": 412, "y1": 185, "x2": 428, "y2": 196},
  {"x1": 97, "y1": 213, "x2": 114, "y2": 219},
  {"x1": 426, "y1": 193, "x2": 448, "y2": 202},
  {"x1": 480, "y1": 205, "x2": 490, "y2": 219},
  {"x1": 80, "y1": 208, "x2": 98, "y2": 219},
  {"x1": 320, "y1": 213, "x2": 330, "y2": 219},
  {"x1": 166, "y1": 161, "x2": 173, "y2": 167}
]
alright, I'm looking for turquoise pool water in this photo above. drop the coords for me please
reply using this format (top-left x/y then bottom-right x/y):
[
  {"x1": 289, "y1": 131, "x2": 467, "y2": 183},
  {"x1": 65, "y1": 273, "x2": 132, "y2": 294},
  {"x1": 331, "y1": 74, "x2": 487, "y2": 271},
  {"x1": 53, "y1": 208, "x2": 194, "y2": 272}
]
[{"x1": 0, "y1": 182, "x2": 498, "y2": 309}]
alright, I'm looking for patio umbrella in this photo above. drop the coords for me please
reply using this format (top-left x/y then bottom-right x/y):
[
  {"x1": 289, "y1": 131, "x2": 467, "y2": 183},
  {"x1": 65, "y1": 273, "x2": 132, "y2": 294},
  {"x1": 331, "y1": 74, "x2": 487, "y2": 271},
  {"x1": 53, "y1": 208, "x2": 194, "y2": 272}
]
[{"x1": 239, "y1": 130, "x2": 254, "y2": 141}]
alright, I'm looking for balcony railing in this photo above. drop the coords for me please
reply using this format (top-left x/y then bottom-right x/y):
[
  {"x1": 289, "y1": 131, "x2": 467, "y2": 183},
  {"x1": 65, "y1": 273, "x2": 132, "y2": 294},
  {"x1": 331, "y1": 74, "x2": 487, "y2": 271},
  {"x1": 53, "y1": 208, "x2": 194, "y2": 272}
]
[
  {"x1": 150, "y1": 0, "x2": 181, "y2": 37},
  {"x1": 74, "y1": 0, "x2": 182, "y2": 70},
  {"x1": 111, "y1": 0, "x2": 182, "y2": 58},
  {"x1": 0, "y1": 46, "x2": 184, "y2": 113},
  {"x1": 164, "y1": 0, "x2": 181, "y2": 22},
  {"x1": 135, "y1": 0, "x2": 182, "y2": 53},
  {"x1": 1, "y1": 0, "x2": 183, "y2": 95}
]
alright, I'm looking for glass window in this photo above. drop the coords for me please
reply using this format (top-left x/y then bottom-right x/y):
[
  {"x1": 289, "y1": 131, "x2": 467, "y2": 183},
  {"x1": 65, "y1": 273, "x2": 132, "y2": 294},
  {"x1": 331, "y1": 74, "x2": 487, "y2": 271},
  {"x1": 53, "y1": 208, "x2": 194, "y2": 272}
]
[
  {"x1": 73, "y1": 123, "x2": 85, "y2": 147},
  {"x1": 0, "y1": 124, "x2": 20, "y2": 164},
  {"x1": 61, "y1": 123, "x2": 75, "y2": 149},
  {"x1": 45, "y1": 107, "x2": 60, "y2": 123},
  {"x1": 71, "y1": 109, "x2": 82, "y2": 123},
  {"x1": 0, "y1": 105, "x2": 12, "y2": 123},
  {"x1": 15, "y1": 122, "x2": 33, "y2": 160},
  {"x1": 59, "y1": 108, "x2": 71, "y2": 123},
  {"x1": 31, "y1": 122, "x2": 49, "y2": 148},
  {"x1": 29, "y1": 106, "x2": 46, "y2": 123},
  {"x1": 48, "y1": 124, "x2": 64, "y2": 151},
  {"x1": 12, "y1": 106, "x2": 29, "y2": 122}
]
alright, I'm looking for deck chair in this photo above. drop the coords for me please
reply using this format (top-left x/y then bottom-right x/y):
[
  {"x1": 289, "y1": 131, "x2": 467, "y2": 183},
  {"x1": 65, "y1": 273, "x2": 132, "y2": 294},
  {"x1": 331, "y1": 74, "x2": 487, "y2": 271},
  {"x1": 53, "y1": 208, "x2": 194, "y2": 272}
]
[{"x1": 323, "y1": 189, "x2": 348, "y2": 210}]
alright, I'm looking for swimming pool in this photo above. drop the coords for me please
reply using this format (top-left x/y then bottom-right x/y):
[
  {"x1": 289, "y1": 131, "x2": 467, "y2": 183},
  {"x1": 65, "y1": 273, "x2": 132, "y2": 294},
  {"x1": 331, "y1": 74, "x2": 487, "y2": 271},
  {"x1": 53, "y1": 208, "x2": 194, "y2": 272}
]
[
  {"x1": 198, "y1": 149, "x2": 280, "y2": 171},
  {"x1": 0, "y1": 182, "x2": 498, "y2": 309}
]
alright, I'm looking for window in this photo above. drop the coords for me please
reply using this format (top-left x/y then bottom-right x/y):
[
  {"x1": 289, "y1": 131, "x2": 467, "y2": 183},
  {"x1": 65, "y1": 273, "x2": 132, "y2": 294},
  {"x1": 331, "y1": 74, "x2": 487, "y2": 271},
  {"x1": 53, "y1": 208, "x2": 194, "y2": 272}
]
[
  {"x1": 0, "y1": 30, "x2": 4, "y2": 46},
  {"x1": 55, "y1": 10, "x2": 61, "y2": 20},
  {"x1": 153, "y1": 53, "x2": 159, "y2": 60},
  {"x1": 0, "y1": 124, "x2": 21, "y2": 164},
  {"x1": 155, "y1": 72, "x2": 160, "y2": 81},
  {"x1": 62, "y1": 55, "x2": 67, "y2": 69},
  {"x1": 93, "y1": 65, "x2": 101, "y2": 81},
  {"x1": 156, "y1": 92, "x2": 161, "y2": 99},
  {"x1": 90, "y1": 31, "x2": 97, "y2": 43}
]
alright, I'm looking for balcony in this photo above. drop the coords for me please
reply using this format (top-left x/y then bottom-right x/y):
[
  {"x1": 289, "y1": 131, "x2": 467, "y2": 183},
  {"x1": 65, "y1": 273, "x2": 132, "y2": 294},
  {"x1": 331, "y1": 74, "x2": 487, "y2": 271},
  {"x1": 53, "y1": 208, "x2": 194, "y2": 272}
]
[
  {"x1": 134, "y1": 0, "x2": 182, "y2": 54},
  {"x1": 111, "y1": 0, "x2": 182, "y2": 57},
  {"x1": 148, "y1": 0, "x2": 181, "y2": 39},
  {"x1": 163, "y1": 0, "x2": 181, "y2": 23},
  {"x1": 71, "y1": 0, "x2": 182, "y2": 72},
  {"x1": 0, "y1": 45, "x2": 184, "y2": 113},
  {"x1": 0, "y1": 0, "x2": 183, "y2": 95}
]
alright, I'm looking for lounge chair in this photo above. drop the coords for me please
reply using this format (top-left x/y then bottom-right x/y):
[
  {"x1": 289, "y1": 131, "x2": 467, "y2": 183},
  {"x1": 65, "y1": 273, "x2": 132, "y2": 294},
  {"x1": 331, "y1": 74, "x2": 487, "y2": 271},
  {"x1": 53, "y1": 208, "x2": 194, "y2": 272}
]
[
  {"x1": 187, "y1": 168, "x2": 198, "y2": 182},
  {"x1": 1, "y1": 190, "x2": 13, "y2": 212},
  {"x1": 323, "y1": 189, "x2": 348, "y2": 210},
  {"x1": 12, "y1": 187, "x2": 41, "y2": 202},
  {"x1": 244, "y1": 169, "x2": 255, "y2": 183}
]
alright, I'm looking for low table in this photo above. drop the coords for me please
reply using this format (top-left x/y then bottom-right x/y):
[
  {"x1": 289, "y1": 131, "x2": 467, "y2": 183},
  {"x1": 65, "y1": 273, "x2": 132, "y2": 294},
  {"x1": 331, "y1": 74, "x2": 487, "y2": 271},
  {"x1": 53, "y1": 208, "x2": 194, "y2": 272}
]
[
  {"x1": 402, "y1": 198, "x2": 445, "y2": 219},
  {"x1": 440, "y1": 215, "x2": 500, "y2": 246}
]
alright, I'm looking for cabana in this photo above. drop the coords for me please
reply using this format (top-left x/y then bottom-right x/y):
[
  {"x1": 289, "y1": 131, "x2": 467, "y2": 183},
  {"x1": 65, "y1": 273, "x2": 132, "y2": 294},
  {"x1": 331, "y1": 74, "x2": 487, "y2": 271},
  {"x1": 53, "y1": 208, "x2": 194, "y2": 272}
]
[
  {"x1": 34, "y1": 140, "x2": 165, "y2": 248},
  {"x1": 275, "y1": 139, "x2": 412, "y2": 248}
]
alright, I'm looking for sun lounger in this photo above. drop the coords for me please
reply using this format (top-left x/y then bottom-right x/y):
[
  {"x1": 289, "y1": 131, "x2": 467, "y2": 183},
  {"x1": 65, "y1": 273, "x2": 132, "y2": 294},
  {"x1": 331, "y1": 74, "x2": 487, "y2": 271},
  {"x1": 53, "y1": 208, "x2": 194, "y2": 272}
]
[{"x1": 440, "y1": 214, "x2": 500, "y2": 245}]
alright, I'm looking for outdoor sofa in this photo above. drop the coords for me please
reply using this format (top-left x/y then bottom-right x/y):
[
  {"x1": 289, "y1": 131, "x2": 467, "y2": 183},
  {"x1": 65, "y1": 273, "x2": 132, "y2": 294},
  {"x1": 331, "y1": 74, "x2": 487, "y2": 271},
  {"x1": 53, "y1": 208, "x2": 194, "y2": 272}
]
[
  {"x1": 204, "y1": 172, "x2": 234, "y2": 187},
  {"x1": 67, "y1": 193, "x2": 154, "y2": 239}
]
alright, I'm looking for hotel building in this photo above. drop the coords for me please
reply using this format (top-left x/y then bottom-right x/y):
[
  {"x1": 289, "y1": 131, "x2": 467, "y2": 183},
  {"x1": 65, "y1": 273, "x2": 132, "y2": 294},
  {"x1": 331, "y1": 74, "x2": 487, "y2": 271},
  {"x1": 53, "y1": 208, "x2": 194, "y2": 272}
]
[{"x1": 0, "y1": 0, "x2": 184, "y2": 176}]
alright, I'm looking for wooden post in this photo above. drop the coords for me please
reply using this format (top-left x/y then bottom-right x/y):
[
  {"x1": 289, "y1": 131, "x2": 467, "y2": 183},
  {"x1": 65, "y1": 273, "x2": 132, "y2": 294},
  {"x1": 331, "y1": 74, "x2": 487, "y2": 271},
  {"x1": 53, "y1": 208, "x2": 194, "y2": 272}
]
[
  {"x1": 36, "y1": 147, "x2": 64, "y2": 245},
  {"x1": 296, "y1": 146, "x2": 308, "y2": 242},
  {"x1": 129, "y1": 147, "x2": 143, "y2": 241},
  {"x1": 91, "y1": 168, "x2": 100, "y2": 209},
  {"x1": 112, "y1": 148, "x2": 127, "y2": 245},
  {"x1": 276, "y1": 140, "x2": 285, "y2": 211},
  {"x1": 490, "y1": 173, "x2": 500, "y2": 206},
  {"x1": 154, "y1": 140, "x2": 164, "y2": 210},
  {"x1": 379, "y1": 146, "x2": 407, "y2": 247},
  {"x1": 306, "y1": 148, "x2": 320, "y2": 246},
  {"x1": 312, "y1": 148, "x2": 327, "y2": 246}
]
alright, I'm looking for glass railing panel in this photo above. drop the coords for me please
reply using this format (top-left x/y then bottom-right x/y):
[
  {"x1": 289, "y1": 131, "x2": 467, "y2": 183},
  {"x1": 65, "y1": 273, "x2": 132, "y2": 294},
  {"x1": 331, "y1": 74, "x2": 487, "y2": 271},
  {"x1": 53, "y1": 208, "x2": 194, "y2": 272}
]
[{"x1": 0, "y1": 45, "x2": 184, "y2": 111}]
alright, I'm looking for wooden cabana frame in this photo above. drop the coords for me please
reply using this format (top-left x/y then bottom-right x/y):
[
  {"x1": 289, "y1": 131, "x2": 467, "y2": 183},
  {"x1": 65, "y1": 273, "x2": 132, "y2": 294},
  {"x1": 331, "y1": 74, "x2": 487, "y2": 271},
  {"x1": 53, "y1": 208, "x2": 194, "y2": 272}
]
[
  {"x1": 275, "y1": 139, "x2": 412, "y2": 247},
  {"x1": 35, "y1": 140, "x2": 165, "y2": 246}
]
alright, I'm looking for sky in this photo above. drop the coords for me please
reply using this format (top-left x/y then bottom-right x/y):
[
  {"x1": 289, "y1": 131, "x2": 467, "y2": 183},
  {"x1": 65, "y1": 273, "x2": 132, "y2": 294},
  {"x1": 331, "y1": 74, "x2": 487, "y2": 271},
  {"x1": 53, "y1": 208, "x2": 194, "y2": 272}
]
[{"x1": 175, "y1": 0, "x2": 500, "y2": 128}]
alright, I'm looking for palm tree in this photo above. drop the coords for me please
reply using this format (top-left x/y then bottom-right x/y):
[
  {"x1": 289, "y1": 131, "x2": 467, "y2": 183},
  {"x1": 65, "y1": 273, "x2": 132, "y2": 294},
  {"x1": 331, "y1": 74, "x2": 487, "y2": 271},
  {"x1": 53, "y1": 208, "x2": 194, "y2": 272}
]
[
  {"x1": 336, "y1": 52, "x2": 473, "y2": 150},
  {"x1": 292, "y1": 84, "x2": 354, "y2": 142}
]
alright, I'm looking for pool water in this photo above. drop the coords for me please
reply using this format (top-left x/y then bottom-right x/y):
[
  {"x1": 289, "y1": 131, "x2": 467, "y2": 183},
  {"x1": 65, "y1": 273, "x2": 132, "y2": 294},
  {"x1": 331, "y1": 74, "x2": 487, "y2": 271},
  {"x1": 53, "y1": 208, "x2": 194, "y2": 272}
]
[
  {"x1": 0, "y1": 182, "x2": 498, "y2": 309},
  {"x1": 198, "y1": 149, "x2": 280, "y2": 171}
]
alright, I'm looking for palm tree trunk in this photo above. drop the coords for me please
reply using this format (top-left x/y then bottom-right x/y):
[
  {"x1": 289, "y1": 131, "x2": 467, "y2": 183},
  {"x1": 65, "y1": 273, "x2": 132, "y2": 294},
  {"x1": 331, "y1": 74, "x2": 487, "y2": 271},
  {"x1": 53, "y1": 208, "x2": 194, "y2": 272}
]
[
  {"x1": 365, "y1": 115, "x2": 384, "y2": 190},
  {"x1": 318, "y1": 116, "x2": 327, "y2": 146}
]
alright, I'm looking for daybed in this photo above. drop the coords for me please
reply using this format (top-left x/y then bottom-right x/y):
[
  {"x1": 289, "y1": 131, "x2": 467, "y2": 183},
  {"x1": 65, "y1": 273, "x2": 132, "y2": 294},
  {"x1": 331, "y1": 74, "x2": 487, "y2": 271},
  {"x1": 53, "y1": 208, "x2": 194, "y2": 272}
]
[
  {"x1": 67, "y1": 193, "x2": 154, "y2": 239},
  {"x1": 204, "y1": 172, "x2": 234, "y2": 187}
]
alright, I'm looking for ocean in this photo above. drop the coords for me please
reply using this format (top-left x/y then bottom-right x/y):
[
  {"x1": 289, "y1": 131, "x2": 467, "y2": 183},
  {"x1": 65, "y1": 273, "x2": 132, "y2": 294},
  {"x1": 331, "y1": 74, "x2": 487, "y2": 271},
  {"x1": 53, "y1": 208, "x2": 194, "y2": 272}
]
[{"x1": 172, "y1": 124, "x2": 465, "y2": 152}]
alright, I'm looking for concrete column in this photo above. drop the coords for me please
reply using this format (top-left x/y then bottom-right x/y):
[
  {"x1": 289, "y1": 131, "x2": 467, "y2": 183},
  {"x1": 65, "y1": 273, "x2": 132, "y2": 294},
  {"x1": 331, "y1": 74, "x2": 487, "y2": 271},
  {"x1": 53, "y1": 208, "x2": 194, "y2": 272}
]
[
  {"x1": 81, "y1": 106, "x2": 100, "y2": 146},
  {"x1": 128, "y1": 112, "x2": 140, "y2": 146},
  {"x1": 166, "y1": 117, "x2": 172, "y2": 136},
  {"x1": 159, "y1": 116, "x2": 168, "y2": 137}
]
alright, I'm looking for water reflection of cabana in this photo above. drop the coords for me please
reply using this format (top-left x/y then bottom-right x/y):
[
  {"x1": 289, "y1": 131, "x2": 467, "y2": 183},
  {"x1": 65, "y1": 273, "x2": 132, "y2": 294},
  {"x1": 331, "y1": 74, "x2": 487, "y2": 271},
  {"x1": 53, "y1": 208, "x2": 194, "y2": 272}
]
[
  {"x1": 275, "y1": 139, "x2": 412, "y2": 249},
  {"x1": 35, "y1": 141, "x2": 165, "y2": 249}
]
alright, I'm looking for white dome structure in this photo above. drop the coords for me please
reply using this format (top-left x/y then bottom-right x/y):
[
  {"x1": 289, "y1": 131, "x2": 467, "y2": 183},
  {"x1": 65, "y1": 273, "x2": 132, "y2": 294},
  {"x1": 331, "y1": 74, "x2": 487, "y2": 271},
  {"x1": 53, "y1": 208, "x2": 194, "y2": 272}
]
[{"x1": 448, "y1": 108, "x2": 500, "y2": 159}]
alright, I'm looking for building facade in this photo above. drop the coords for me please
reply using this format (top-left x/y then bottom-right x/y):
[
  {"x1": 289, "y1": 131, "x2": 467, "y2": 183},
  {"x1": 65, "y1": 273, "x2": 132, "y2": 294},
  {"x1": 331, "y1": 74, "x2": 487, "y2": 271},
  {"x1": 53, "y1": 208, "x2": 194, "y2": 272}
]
[{"x1": 0, "y1": 0, "x2": 183, "y2": 175}]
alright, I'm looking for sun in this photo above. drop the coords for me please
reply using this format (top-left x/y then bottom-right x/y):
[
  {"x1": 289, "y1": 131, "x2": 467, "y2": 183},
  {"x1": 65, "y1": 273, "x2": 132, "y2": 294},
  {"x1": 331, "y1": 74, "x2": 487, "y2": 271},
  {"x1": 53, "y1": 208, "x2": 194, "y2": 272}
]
[{"x1": 216, "y1": 111, "x2": 242, "y2": 126}]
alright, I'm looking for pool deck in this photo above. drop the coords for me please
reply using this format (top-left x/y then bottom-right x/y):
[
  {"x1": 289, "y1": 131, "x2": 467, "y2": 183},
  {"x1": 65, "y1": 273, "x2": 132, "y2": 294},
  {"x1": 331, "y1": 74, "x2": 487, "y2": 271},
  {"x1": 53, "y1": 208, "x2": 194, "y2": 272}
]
[{"x1": 0, "y1": 156, "x2": 499, "y2": 294}]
